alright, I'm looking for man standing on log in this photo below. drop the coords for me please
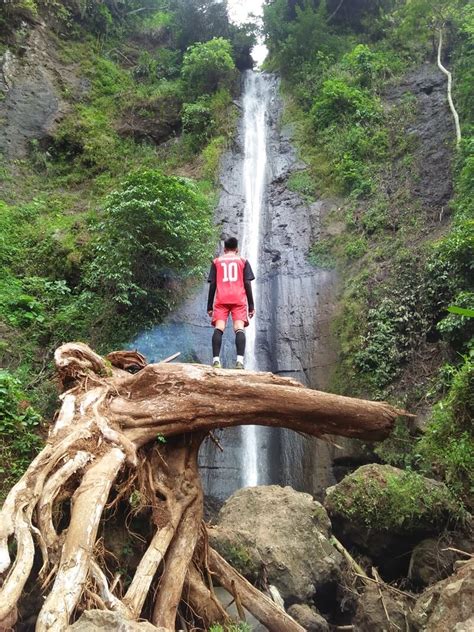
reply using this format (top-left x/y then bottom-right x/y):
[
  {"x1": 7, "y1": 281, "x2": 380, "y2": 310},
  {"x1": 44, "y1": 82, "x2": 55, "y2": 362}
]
[{"x1": 207, "y1": 236, "x2": 255, "y2": 369}]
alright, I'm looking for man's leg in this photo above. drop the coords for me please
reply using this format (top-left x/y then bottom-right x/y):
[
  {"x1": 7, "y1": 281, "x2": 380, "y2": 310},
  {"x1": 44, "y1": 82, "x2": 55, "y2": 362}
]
[
  {"x1": 212, "y1": 320, "x2": 226, "y2": 367},
  {"x1": 233, "y1": 319, "x2": 246, "y2": 368}
]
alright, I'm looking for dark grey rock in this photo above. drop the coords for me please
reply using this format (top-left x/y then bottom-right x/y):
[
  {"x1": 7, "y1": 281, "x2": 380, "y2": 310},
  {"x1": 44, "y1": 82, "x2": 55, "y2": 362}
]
[
  {"x1": 409, "y1": 538, "x2": 459, "y2": 587},
  {"x1": 384, "y1": 63, "x2": 454, "y2": 215},
  {"x1": 409, "y1": 536, "x2": 474, "y2": 588},
  {"x1": 0, "y1": 26, "x2": 70, "y2": 159}
]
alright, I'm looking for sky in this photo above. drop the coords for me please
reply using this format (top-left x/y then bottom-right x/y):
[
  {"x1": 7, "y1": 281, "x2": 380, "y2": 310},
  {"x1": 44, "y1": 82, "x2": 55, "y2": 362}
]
[{"x1": 227, "y1": 0, "x2": 268, "y2": 65}]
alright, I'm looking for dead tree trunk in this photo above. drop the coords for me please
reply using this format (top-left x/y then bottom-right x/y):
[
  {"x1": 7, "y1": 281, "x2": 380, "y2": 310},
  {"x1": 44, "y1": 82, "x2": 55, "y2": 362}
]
[
  {"x1": 437, "y1": 27, "x2": 462, "y2": 146},
  {"x1": 0, "y1": 342, "x2": 408, "y2": 631}
]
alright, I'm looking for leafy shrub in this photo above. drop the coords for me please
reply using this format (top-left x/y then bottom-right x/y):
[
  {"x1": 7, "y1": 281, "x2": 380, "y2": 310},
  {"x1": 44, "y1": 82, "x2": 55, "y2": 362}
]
[
  {"x1": 85, "y1": 170, "x2": 214, "y2": 311},
  {"x1": 183, "y1": 89, "x2": 235, "y2": 155},
  {"x1": 437, "y1": 291, "x2": 474, "y2": 348},
  {"x1": 311, "y1": 79, "x2": 382, "y2": 130},
  {"x1": 182, "y1": 98, "x2": 214, "y2": 146},
  {"x1": 353, "y1": 297, "x2": 402, "y2": 389},
  {"x1": 332, "y1": 151, "x2": 373, "y2": 195},
  {"x1": 202, "y1": 135, "x2": 226, "y2": 183},
  {"x1": 418, "y1": 354, "x2": 474, "y2": 506},
  {"x1": 0, "y1": 278, "x2": 45, "y2": 328},
  {"x1": 0, "y1": 0, "x2": 38, "y2": 21},
  {"x1": 214, "y1": 541, "x2": 259, "y2": 583},
  {"x1": 344, "y1": 236, "x2": 367, "y2": 260},
  {"x1": 314, "y1": 102, "x2": 387, "y2": 195},
  {"x1": 341, "y1": 44, "x2": 393, "y2": 88},
  {"x1": 0, "y1": 370, "x2": 43, "y2": 497},
  {"x1": 137, "y1": 9, "x2": 172, "y2": 42},
  {"x1": 362, "y1": 199, "x2": 389, "y2": 234},
  {"x1": 429, "y1": 219, "x2": 474, "y2": 283},
  {"x1": 181, "y1": 37, "x2": 236, "y2": 98}
]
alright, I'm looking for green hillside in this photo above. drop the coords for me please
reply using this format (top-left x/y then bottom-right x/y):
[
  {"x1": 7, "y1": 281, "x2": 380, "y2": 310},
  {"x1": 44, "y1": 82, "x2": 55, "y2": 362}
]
[{"x1": 262, "y1": 0, "x2": 473, "y2": 506}]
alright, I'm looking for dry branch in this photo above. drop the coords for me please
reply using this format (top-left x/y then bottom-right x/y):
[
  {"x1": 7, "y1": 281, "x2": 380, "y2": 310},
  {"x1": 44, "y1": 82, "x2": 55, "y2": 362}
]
[{"x1": 0, "y1": 342, "x2": 407, "y2": 630}]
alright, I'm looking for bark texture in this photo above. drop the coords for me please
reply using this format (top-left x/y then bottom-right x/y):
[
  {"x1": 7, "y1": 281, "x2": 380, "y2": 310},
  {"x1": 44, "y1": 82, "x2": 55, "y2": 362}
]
[{"x1": 0, "y1": 342, "x2": 407, "y2": 631}]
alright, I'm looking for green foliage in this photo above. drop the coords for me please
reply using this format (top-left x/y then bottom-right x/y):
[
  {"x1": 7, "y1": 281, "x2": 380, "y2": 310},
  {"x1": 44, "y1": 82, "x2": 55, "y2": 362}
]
[
  {"x1": 134, "y1": 49, "x2": 181, "y2": 81},
  {"x1": 417, "y1": 355, "x2": 474, "y2": 505},
  {"x1": 208, "y1": 623, "x2": 252, "y2": 632},
  {"x1": 376, "y1": 354, "x2": 473, "y2": 507},
  {"x1": 0, "y1": 0, "x2": 38, "y2": 22},
  {"x1": 437, "y1": 291, "x2": 474, "y2": 348},
  {"x1": 287, "y1": 170, "x2": 317, "y2": 201},
  {"x1": 201, "y1": 135, "x2": 226, "y2": 184},
  {"x1": 216, "y1": 541, "x2": 259, "y2": 583},
  {"x1": 182, "y1": 98, "x2": 215, "y2": 146},
  {"x1": 0, "y1": 370, "x2": 43, "y2": 498},
  {"x1": 85, "y1": 170, "x2": 214, "y2": 310},
  {"x1": 344, "y1": 235, "x2": 367, "y2": 259},
  {"x1": 308, "y1": 239, "x2": 337, "y2": 270},
  {"x1": 353, "y1": 297, "x2": 402, "y2": 390},
  {"x1": 311, "y1": 79, "x2": 382, "y2": 130},
  {"x1": 181, "y1": 37, "x2": 236, "y2": 98},
  {"x1": 361, "y1": 199, "x2": 389, "y2": 234},
  {"x1": 455, "y1": 5, "x2": 474, "y2": 123},
  {"x1": 341, "y1": 44, "x2": 394, "y2": 88},
  {"x1": 263, "y1": 0, "x2": 341, "y2": 80}
]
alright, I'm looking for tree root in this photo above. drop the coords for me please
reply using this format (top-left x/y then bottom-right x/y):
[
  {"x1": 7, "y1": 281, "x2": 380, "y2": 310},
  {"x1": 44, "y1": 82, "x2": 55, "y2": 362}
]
[
  {"x1": 207, "y1": 547, "x2": 305, "y2": 632},
  {"x1": 0, "y1": 342, "x2": 407, "y2": 629}
]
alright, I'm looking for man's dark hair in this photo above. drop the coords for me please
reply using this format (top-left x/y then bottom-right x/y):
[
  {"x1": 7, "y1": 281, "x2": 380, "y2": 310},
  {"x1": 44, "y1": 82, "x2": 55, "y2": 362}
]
[{"x1": 224, "y1": 236, "x2": 238, "y2": 250}]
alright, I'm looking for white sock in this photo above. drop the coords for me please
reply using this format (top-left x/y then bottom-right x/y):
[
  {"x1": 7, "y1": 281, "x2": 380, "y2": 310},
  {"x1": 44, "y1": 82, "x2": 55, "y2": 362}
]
[
  {"x1": 213, "y1": 356, "x2": 220, "y2": 363},
  {"x1": 236, "y1": 355, "x2": 244, "y2": 364}
]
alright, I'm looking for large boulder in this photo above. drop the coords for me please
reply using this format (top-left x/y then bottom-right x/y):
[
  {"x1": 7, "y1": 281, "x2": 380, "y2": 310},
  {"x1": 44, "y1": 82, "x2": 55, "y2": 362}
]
[
  {"x1": 209, "y1": 485, "x2": 343, "y2": 605},
  {"x1": 410, "y1": 559, "x2": 474, "y2": 631},
  {"x1": 324, "y1": 465, "x2": 462, "y2": 576}
]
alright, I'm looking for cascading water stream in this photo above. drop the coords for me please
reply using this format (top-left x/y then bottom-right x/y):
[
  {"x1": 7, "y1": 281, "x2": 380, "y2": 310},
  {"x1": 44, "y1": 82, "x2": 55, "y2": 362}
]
[
  {"x1": 130, "y1": 66, "x2": 338, "y2": 505},
  {"x1": 240, "y1": 71, "x2": 270, "y2": 487}
]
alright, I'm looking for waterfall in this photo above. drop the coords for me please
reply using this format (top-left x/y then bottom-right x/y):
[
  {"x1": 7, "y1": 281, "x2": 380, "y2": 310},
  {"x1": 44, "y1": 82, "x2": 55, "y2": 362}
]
[
  {"x1": 240, "y1": 71, "x2": 271, "y2": 487},
  {"x1": 130, "y1": 69, "x2": 339, "y2": 507}
]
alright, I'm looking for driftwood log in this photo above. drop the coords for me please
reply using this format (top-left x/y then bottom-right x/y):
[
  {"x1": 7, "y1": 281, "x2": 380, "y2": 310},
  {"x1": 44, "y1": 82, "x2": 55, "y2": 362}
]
[{"x1": 0, "y1": 342, "x2": 407, "y2": 631}]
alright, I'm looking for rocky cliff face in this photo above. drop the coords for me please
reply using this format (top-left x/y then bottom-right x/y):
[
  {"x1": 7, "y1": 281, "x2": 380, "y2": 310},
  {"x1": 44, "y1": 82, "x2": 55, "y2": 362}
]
[
  {"x1": 384, "y1": 63, "x2": 454, "y2": 217},
  {"x1": 0, "y1": 24, "x2": 72, "y2": 160}
]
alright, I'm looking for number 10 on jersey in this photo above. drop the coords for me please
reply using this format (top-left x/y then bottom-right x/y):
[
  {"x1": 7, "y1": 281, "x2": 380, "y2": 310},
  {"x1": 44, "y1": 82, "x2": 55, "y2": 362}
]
[{"x1": 220, "y1": 261, "x2": 238, "y2": 282}]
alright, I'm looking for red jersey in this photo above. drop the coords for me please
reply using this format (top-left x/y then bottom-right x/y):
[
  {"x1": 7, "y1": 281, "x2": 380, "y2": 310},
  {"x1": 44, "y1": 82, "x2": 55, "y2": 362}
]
[{"x1": 208, "y1": 255, "x2": 255, "y2": 305}]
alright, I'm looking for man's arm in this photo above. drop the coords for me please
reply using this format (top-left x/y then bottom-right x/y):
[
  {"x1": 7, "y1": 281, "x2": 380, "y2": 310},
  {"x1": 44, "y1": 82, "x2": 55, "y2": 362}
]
[
  {"x1": 244, "y1": 281, "x2": 254, "y2": 312},
  {"x1": 243, "y1": 260, "x2": 255, "y2": 315},
  {"x1": 207, "y1": 262, "x2": 217, "y2": 314},
  {"x1": 207, "y1": 283, "x2": 216, "y2": 313}
]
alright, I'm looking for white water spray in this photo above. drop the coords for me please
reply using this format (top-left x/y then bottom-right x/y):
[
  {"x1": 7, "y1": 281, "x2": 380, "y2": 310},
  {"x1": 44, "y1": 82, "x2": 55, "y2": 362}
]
[{"x1": 240, "y1": 71, "x2": 270, "y2": 487}]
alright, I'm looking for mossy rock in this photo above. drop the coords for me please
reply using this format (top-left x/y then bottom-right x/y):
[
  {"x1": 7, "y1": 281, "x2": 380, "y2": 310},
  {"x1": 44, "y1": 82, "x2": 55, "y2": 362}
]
[{"x1": 324, "y1": 465, "x2": 465, "y2": 574}]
